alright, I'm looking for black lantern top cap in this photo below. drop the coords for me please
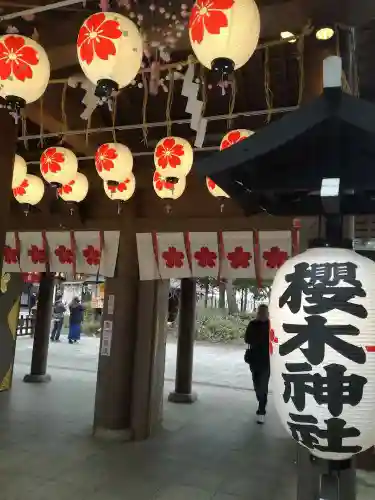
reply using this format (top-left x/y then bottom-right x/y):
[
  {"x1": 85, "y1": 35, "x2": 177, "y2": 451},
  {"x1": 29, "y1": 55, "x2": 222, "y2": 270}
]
[{"x1": 195, "y1": 56, "x2": 375, "y2": 216}]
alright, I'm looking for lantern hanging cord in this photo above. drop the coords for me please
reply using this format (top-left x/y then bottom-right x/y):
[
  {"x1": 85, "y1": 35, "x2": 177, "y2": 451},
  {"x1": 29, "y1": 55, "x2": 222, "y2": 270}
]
[
  {"x1": 38, "y1": 97, "x2": 44, "y2": 148},
  {"x1": 227, "y1": 75, "x2": 236, "y2": 130},
  {"x1": 296, "y1": 32, "x2": 305, "y2": 106},
  {"x1": 112, "y1": 94, "x2": 118, "y2": 143},
  {"x1": 264, "y1": 47, "x2": 274, "y2": 124},
  {"x1": 200, "y1": 65, "x2": 207, "y2": 117},
  {"x1": 141, "y1": 72, "x2": 149, "y2": 146},
  {"x1": 60, "y1": 81, "x2": 68, "y2": 143},
  {"x1": 18, "y1": 105, "x2": 298, "y2": 142},
  {"x1": 166, "y1": 69, "x2": 174, "y2": 136},
  {"x1": 21, "y1": 113, "x2": 28, "y2": 150}
]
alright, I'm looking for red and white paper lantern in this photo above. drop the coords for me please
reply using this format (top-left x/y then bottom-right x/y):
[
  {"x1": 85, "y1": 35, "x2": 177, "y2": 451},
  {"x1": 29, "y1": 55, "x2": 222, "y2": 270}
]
[
  {"x1": 13, "y1": 174, "x2": 44, "y2": 206},
  {"x1": 12, "y1": 154, "x2": 27, "y2": 189},
  {"x1": 40, "y1": 147, "x2": 78, "y2": 186},
  {"x1": 220, "y1": 129, "x2": 254, "y2": 151},
  {"x1": 189, "y1": 0, "x2": 260, "y2": 73},
  {"x1": 95, "y1": 143, "x2": 133, "y2": 182},
  {"x1": 154, "y1": 137, "x2": 193, "y2": 179},
  {"x1": 269, "y1": 247, "x2": 375, "y2": 460},
  {"x1": 77, "y1": 12, "x2": 143, "y2": 97},
  {"x1": 103, "y1": 173, "x2": 136, "y2": 201},
  {"x1": 206, "y1": 177, "x2": 229, "y2": 199},
  {"x1": 58, "y1": 173, "x2": 89, "y2": 203},
  {"x1": 0, "y1": 34, "x2": 50, "y2": 107},
  {"x1": 153, "y1": 172, "x2": 186, "y2": 200}
]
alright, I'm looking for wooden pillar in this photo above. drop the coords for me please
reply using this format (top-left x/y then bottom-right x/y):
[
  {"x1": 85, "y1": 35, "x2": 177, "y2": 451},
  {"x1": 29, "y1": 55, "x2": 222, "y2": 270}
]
[
  {"x1": 168, "y1": 278, "x2": 197, "y2": 404},
  {"x1": 0, "y1": 109, "x2": 17, "y2": 276},
  {"x1": 93, "y1": 217, "x2": 139, "y2": 439},
  {"x1": 24, "y1": 273, "x2": 55, "y2": 383},
  {"x1": 131, "y1": 279, "x2": 169, "y2": 440}
]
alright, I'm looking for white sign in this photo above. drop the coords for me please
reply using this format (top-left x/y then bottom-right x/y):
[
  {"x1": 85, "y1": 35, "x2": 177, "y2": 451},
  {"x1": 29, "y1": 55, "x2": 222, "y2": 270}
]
[
  {"x1": 101, "y1": 320, "x2": 113, "y2": 356},
  {"x1": 107, "y1": 294, "x2": 115, "y2": 315}
]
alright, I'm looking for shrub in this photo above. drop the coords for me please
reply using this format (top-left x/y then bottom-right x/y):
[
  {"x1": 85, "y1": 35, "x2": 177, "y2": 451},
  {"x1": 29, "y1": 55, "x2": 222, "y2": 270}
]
[
  {"x1": 82, "y1": 320, "x2": 101, "y2": 336},
  {"x1": 196, "y1": 314, "x2": 248, "y2": 343}
]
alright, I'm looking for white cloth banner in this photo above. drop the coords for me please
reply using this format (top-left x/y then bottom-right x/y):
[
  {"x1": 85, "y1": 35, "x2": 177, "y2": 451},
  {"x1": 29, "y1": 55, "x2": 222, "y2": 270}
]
[
  {"x1": 18, "y1": 231, "x2": 47, "y2": 273},
  {"x1": 75, "y1": 231, "x2": 102, "y2": 275},
  {"x1": 156, "y1": 232, "x2": 191, "y2": 279},
  {"x1": 136, "y1": 233, "x2": 159, "y2": 280},
  {"x1": 3, "y1": 232, "x2": 19, "y2": 273},
  {"x1": 189, "y1": 232, "x2": 219, "y2": 278},
  {"x1": 45, "y1": 231, "x2": 75, "y2": 275},
  {"x1": 259, "y1": 231, "x2": 292, "y2": 282},
  {"x1": 101, "y1": 231, "x2": 120, "y2": 278},
  {"x1": 221, "y1": 231, "x2": 256, "y2": 280}
]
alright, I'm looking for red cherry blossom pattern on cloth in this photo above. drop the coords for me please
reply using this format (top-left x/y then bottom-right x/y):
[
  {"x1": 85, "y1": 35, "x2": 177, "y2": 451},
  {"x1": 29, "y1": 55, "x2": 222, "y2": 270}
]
[
  {"x1": 77, "y1": 12, "x2": 122, "y2": 65},
  {"x1": 22, "y1": 272, "x2": 41, "y2": 284},
  {"x1": 154, "y1": 172, "x2": 174, "y2": 191},
  {"x1": 4, "y1": 245, "x2": 18, "y2": 264},
  {"x1": 55, "y1": 245, "x2": 74, "y2": 264},
  {"x1": 41, "y1": 148, "x2": 65, "y2": 175},
  {"x1": 194, "y1": 246, "x2": 217, "y2": 268},
  {"x1": 58, "y1": 180, "x2": 75, "y2": 195},
  {"x1": 155, "y1": 138, "x2": 185, "y2": 171},
  {"x1": 28, "y1": 245, "x2": 46, "y2": 264},
  {"x1": 263, "y1": 246, "x2": 288, "y2": 269},
  {"x1": 0, "y1": 35, "x2": 38, "y2": 82},
  {"x1": 221, "y1": 130, "x2": 248, "y2": 150},
  {"x1": 108, "y1": 179, "x2": 130, "y2": 193},
  {"x1": 189, "y1": 0, "x2": 234, "y2": 44},
  {"x1": 13, "y1": 178, "x2": 29, "y2": 197},
  {"x1": 83, "y1": 245, "x2": 101, "y2": 266},
  {"x1": 269, "y1": 328, "x2": 278, "y2": 355},
  {"x1": 227, "y1": 246, "x2": 252, "y2": 269},
  {"x1": 162, "y1": 246, "x2": 184, "y2": 269},
  {"x1": 95, "y1": 144, "x2": 118, "y2": 173}
]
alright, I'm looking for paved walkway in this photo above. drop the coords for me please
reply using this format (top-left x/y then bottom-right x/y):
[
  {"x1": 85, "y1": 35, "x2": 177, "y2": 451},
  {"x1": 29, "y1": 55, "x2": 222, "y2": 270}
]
[{"x1": 0, "y1": 336, "x2": 373, "y2": 499}]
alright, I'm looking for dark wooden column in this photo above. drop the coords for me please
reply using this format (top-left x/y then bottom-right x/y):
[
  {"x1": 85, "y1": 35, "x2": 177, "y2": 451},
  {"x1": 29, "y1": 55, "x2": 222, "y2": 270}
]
[
  {"x1": 24, "y1": 273, "x2": 55, "y2": 383},
  {"x1": 168, "y1": 278, "x2": 197, "y2": 404},
  {"x1": 0, "y1": 109, "x2": 17, "y2": 276},
  {"x1": 93, "y1": 214, "x2": 139, "y2": 439}
]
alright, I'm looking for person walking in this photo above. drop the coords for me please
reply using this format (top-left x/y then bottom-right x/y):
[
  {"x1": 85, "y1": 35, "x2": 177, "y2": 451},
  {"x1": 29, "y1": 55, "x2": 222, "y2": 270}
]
[
  {"x1": 68, "y1": 297, "x2": 84, "y2": 344},
  {"x1": 244, "y1": 304, "x2": 270, "y2": 424},
  {"x1": 50, "y1": 293, "x2": 66, "y2": 342}
]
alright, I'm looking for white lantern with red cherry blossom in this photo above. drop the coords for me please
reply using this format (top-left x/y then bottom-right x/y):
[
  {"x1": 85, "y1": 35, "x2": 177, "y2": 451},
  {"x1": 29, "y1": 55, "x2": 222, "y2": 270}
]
[
  {"x1": 189, "y1": 0, "x2": 260, "y2": 74},
  {"x1": 220, "y1": 129, "x2": 254, "y2": 151},
  {"x1": 153, "y1": 172, "x2": 186, "y2": 200},
  {"x1": 154, "y1": 137, "x2": 193, "y2": 180},
  {"x1": 0, "y1": 34, "x2": 50, "y2": 110},
  {"x1": 95, "y1": 143, "x2": 133, "y2": 183},
  {"x1": 77, "y1": 12, "x2": 143, "y2": 100},
  {"x1": 103, "y1": 173, "x2": 136, "y2": 201},
  {"x1": 206, "y1": 177, "x2": 230, "y2": 199},
  {"x1": 13, "y1": 174, "x2": 44, "y2": 205},
  {"x1": 40, "y1": 147, "x2": 78, "y2": 186},
  {"x1": 12, "y1": 154, "x2": 27, "y2": 188},
  {"x1": 58, "y1": 173, "x2": 89, "y2": 203}
]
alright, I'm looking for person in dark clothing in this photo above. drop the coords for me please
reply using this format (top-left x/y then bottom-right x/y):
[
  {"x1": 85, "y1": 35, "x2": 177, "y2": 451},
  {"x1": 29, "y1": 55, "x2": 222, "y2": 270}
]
[
  {"x1": 68, "y1": 297, "x2": 84, "y2": 344},
  {"x1": 245, "y1": 304, "x2": 270, "y2": 424},
  {"x1": 50, "y1": 294, "x2": 66, "y2": 342}
]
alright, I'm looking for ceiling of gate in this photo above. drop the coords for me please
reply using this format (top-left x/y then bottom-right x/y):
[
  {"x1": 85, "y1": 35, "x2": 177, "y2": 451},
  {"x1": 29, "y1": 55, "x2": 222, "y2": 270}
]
[{"x1": 3, "y1": 0, "x2": 375, "y2": 220}]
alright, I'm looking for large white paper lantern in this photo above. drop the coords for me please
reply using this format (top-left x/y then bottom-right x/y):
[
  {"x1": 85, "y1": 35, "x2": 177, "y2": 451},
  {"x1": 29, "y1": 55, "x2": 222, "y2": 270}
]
[
  {"x1": 153, "y1": 171, "x2": 186, "y2": 199},
  {"x1": 103, "y1": 173, "x2": 136, "y2": 201},
  {"x1": 77, "y1": 12, "x2": 143, "y2": 99},
  {"x1": 95, "y1": 143, "x2": 133, "y2": 182},
  {"x1": 14, "y1": 174, "x2": 44, "y2": 205},
  {"x1": 189, "y1": 0, "x2": 260, "y2": 74},
  {"x1": 40, "y1": 147, "x2": 78, "y2": 186},
  {"x1": 269, "y1": 246, "x2": 375, "y2": 461},
  {"x1": 206, "y1": 177, "x2": 229, "y2": 198},
  {"x1": 0, "y1": 34, "x2": 50, "y2": 109},
  {"x1": 154, "y1": 137, "x2": 193, "y2": 179},
  {"x1": 12, "y1": 154, "x2": 27, "y2": 188},
  {"x1": 58, "y1": 173, "x2": 89, "y2": 203},
  {"x1": 220, "y1": 129, "x2": 254, "y2": 151}
]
